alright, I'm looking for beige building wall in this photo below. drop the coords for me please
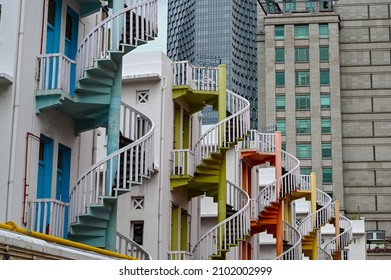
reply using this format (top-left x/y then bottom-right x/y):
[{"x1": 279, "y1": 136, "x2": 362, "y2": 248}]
[
  {"x1": 257, "y1": 0, "x2": 391, "y2": 236},
  {"x1": 339, "y1": 0, "x2": 391, "y2": 235}
]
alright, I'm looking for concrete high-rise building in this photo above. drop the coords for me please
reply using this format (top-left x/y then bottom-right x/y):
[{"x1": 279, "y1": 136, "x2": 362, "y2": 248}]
[
  {"x1": 167, "y1": 0, "x2": 258, "y2": 128},
  {"x1": 257, "y1": 0, "x2": 391, "y2": 237}
]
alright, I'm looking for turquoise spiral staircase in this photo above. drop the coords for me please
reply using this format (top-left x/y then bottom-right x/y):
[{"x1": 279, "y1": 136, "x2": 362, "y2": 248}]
[{"x1": 34, "y1": 0, "x2": 158, "y2": 255}]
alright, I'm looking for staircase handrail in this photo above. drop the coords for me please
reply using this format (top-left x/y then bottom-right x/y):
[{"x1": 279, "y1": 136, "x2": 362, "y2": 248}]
[
  {"x1": 116, "y1": 231, "x2": 152, "y2": 260},
  {"x1": 191, "y1": 181, "x2": 250, "y2": 260},
  {"x1": 323, "y1": 207, "x2": 353, "y2": 258},
  {"x1": 276, "y1": 221, "x2": 303, "y2": 260},
  {"x1": 241, "y1": 130, "x2": 276, "y2": 153},
  {"x1": 69, "y1": 102, "x2": 154, "y2": 225},
  {"x1": 172, "y1": 61, "x2": 219, "y2": 91},
  {"x1": 193, "y1": 90, "x2": 250, "y2": 166},
  {"x1": 256, "y1": 150, "x2": 301, "y2": 213},
  {"x1": 297, "y1": 189, "x2": 332, "y2": 237},
  {"x1": 318, "y1": 247, "x2": 333, "y2": 260},
  {"x1": 76, "y1": 0, "x2": 158, "y2": 79}
]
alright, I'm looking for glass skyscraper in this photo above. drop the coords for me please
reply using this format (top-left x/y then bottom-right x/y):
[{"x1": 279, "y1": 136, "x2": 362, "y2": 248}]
[{"x1": 167, "y1": 0, "x2": 258, "y2": 128}]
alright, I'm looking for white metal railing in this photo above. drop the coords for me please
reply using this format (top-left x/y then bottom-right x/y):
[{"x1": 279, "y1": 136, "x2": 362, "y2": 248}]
[
  {"x1": 36, "y1": 53, "x2": 75, "y2": 93},
  {"x1": 172, "y1": 61, "x2": 219, "y2": 91},
  {"x1": 192, "y1": 181, "x2": 250, "y2": 260},
  {"x1": 170, "y1": 149, "x2": 195, "y2": 176},
  {"x1": 299, "y1": 174, "x2": 311, "y2": 191},
  {"x1": 276, "y1": 221, "x2": 303, "y2": 260},
  {"x1": 167, "y1": 251, "x2": 193, "y2": 260},
  {"x1": 241, "y1": 130, "x2": 276, "y2": 153},
  {"x1": 116, "y1": 231, "x2": 152, "y2": 260},
  {"x1": 323, "y1": 204, "x2": 353, "y2": 259},
  {"x1": 76, "y1": 0, "x2": 158, "y2": 80},
  {"x1": 69, "y1": 102, "x2": 154, "y2": 226},
  {"x1": 27, "y1": 198, "x2": 69, "y2": 238},
  {"x1": 297, "y1": 189, "x2": 332, "y2": 239},
  {"x1": 254, "y1": 150, "x2": 301, "y2": 216},
  {"x1": 318, "y1": 247, "x2": 333, "y2": 260},
  {"x1": 194, "y1": 90, "x2": 250, "y2": 167}
]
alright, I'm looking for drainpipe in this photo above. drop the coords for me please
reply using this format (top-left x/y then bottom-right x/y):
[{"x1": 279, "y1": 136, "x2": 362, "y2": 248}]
[
  {"x1": 158, "y1": 76, "x2": 167, "y2": 259},
  {"x1": 105, "y1": 0, "x2": 124, "y2": 251},
  {"x1": 6, "y1": 0, "x2": 25, "y2": 222}
]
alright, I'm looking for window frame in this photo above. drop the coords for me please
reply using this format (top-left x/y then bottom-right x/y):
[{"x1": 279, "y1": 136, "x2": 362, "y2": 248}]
[
  {"x1": 320, "y1": 46, "x2": 329, "y2": 62},
  {"x1": 296, "y1": 119, "x2": 311, "y2": 134},
  {"x1": 275, "y1": 48, "x2": 285, "y2": 63},
  {"x1": 295, "y1": 47, "x2": 310, "y2": 62},
  {"x1": 322, "y1": 167, "x2": 333, "y2": 183},
  {"x1": 296, "y1": 143, "x2": 312, "y2": 159},
  {"x1": 321, "y1": 118, "x2": 331, "y2": 134},
  {"x1": 322, "y1": 142, "x2": 332, "y2": 158},
  {"x1": 276, "y1": 95, "x2": 286, "y2": 110},
  {"x1": 294, "y1": 24, "x2": 309, "y2": 39},
  {"x1": 275, "y1": 25, "x2": 284, "y2": 40},
  {"x1": 320, "y1": 69, "x2": 330, "y2": 85},
  {"x1": 276, "y1": 71, "x2": 285, "y2": 86},
  {"x1": 295, "y1": 71, "x2": 310, "y2": 86},
  {"x1": 319, "y1": 23, "x2": 329, "y2": 38},
  {"x1": 296, "y1": 95, "x2": 311, "y2": 110},
  {"x1": 321, "y1": 93, "x2": 331, "y2": 109}
]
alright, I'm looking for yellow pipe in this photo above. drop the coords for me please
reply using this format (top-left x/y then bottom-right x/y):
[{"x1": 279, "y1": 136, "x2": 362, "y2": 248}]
[{"x1": 0, "y1": 221, "x2": 137, "y2": 260}]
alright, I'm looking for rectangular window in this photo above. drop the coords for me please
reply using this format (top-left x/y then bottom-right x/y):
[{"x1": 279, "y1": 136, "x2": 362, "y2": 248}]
[
  {"x1": 305, "y1": 1, "x2": 314, "y2": 12},
  {"x1": 276, "y1": 71, "x2": 285, "y2": 86},
  {"x1": 284, "y1": 2, "x2": 296, "y2": 12},
  {"x1": 319, "y1": 23, "x2": 329, "y2": 38},
  {"x1": 321, "y1": 93, "x2": 331, "y2": 109},
  {"x1": 132, "y1": 222, "x2": 144, "y2": 245},
  {"x1": 275, "y1": 48, "x2": 285, "y2": 63},
  {"x1": 48, "y1": 0, "x2": 55, "y2": 26},
  {"x1": 320, "y1": 46, "x2": 329, "y2": 61},
  {"x1": 296, "y1": 71, "x2": 310, "y2": 86},
  {"x1": 275, "y1": 25, "x2": 284, "y2": 39},
  {"x1": 320, "y1": 0, "x2": 331, "y2": 11},
  {"x1": 276, "y1": 95, "x2": 285, "y2": 110},
  {"x1": 323, "y1": 167, "x2": 333, "y2": 183},
  {"x1": 296, "y1": 95, "x2": 310, "y2": 110},
  {"x1": 322, "y1": 142, "x2": 332, "y2": 158},
  {"x1": 320, "y1": 70, "x2": 330, "y2": 85},
  {"x1": 276, "y1": 119, "x2": 286, "y2": 135},
  {"x1": 296, "y1": 119, "x2": 311, "y2": 134},
  {"x1": 295, "y1": 24, "x2": 309, "y2": 39},
  {"x1": 321, "y1": 118, "x2": 331, "y2": 133},
  {"x1": 295, "y1": 47, "x2": 309, "y2": 62},
  {"x1": 296, "y1": 143, "x2": 312, "y2": 159}
]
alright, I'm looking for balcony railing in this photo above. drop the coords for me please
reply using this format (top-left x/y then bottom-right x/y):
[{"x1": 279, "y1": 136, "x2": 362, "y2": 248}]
[
  {"x1": 172, "y1": 61, "x2": 219, "y2": 91},
  {"x1": 170, "y1": 149, "x2": 195, "y2": 177},
  {"x1": 36, "y1": 53, "x2": 75, "y2": 94},
  {"x1": 27, "y1": 198, "x2": 69, "y2": 238}
]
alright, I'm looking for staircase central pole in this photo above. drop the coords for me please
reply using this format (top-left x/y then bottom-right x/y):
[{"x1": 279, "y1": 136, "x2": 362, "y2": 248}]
[
  {"x1": 106, "y1": 0, "x2": 124, "y2": 251},
  {"x1": 217, "y1": 64, "x2": 227, "y2": 225}
]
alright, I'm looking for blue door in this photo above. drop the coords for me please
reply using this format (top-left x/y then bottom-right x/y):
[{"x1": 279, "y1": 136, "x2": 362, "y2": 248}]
[
  {"x1": 36, "y1": 135, "x2": 54, "y2": 233},
  {"x1": 64, "y1": 6, "x2": 79, "y2": 96},
  {"x1": 56, "y1": 144, "x2": 71, "y2": 237},
  {"x1": 46, "y1": 0, "x2": 62, "y2": 89}
]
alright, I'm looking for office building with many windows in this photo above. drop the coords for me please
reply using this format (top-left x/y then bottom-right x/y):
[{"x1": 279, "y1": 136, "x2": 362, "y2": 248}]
[
  {"x1": 257, "y1": 0, "x2": 391, "y2": 239},
  {"x1": 167, "y1": 0, "x2": 258, "y2": 128}
]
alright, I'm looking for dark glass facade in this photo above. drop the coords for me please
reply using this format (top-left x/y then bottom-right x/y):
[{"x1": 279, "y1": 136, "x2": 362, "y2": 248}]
[{"x1": 167, "y1": 0, "x2": 258, "y2": 128}]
